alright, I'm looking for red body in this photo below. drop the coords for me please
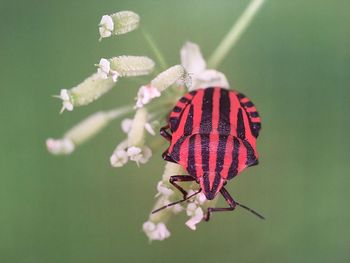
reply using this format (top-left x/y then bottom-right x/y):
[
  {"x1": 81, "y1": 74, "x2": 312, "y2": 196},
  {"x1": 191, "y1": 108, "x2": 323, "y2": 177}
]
[{"x1": 166, "y1": 87, "x2": 261, "y2": 200}]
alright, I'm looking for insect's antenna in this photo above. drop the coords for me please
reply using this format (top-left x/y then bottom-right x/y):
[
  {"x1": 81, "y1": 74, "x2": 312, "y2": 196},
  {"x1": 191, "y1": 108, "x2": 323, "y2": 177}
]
[
  {"x1": 152, "y1": 189, "x2": 202, "y2": 214},
  {"x1": 235, "y1": 201, "x2": 265, "y2": 220}
]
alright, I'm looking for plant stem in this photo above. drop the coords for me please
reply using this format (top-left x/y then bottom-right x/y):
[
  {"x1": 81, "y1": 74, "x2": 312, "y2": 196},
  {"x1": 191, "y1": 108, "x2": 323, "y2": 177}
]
[
  {"x1": 142, "y1": 29, "x2": 168, "y2": 70},
  {"x1": 207, "y1": 0, "x2": 266, "y2": 69}
]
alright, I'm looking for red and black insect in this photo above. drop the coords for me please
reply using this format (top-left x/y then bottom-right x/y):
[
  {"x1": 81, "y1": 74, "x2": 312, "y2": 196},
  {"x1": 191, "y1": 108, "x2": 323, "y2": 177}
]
[{"x1": 153, "y1": 87, "x2": 264, "y2": 220}]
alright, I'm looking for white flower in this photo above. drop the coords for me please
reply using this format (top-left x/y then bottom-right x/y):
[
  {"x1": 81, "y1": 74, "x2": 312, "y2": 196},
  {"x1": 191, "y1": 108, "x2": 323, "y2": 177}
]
[
  {"x1": 185, "y1": 205, "x2": 204, "y2": 230},
  {"x1": 172, "y1": 204, "x2": 184, "y2": 214},
  {"x1": 46, "y1": 138, "x2": 75, "y2": 155},
  {"x1": 121, "y1": 118, "x2": 133, "y2": 133},
  {"x1": 59, "y1": 89, "x2": 74, "y2": 113},
  {"x1": 99, "y1": 11, "x2": 140, "y2": 41},
  {"x1": 180, "y1": 42, "x2": 229, "y2": 90},
  {"x1": 97, "y1": 58, "x2": 111, "y2": 79},
  {"x1": 144, "y1": 122, "x2": 155, "y2": 136},
  {"x1": 121, "y1": 118, "x2": 155, "y2": 136},
  {"x1": 196, "y1": 192, "x2": 207, "y2": 205},
  {"x1": 155, "y1": 181, "x2": 174, "y2": 197},
  {"x1": 99, "y1": 15, "x2": 114, "y2": 40},
  {"x1": 143, "y1": 221, "x2": 171, "y2": 241},
  {"x1": 110, "y1": 149, "x2": 128, "y2": 167},
  {"x1": 97, "y1": 58, "x2": 119, "y2": 82},
  {"x1": 135, "y1": 85, "x2": 161, "y2": 108},
  {"x1": 127, "y1": 146, "x2": 152, "y2": 165}
]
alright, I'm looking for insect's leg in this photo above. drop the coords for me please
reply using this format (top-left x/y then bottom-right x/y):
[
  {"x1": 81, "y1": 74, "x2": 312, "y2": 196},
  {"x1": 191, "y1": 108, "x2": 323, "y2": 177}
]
[
  {"x1": 162, "y1": 150, "x2": 177, "y2": 163},
  {"x1": 152, "y1": 188, "x2": 201, "y2": 214},
  {"x1": 160, "y1": 124, "x2": 172, "y2": 141},
  {"x1": 204, "y1": 187, "x2": 236, "y2": 222},
  {"x1": 169, "y1": 175, "x2": 196, "y2": 199}
]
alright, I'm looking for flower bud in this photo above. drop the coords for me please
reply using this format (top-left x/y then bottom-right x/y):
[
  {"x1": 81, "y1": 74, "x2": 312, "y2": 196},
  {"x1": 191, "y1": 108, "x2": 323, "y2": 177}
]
[
  {"x1": 58, "y1": 73, "x2": 115, "y2": 112},
  {"x1": 151, "y1": 65, "x2": 187, "y2": 92},
  {"x1": 47, "y1": 107, "x2": 131, "y2": 155},
  {"x1": 127, "y1": 108, "x2": 148, "y2": 147},
  {"x1": 99, "y1": 11, "x2": 140, "y2": 40},
  {"x1": 109, "y1": 56, "x2": 155, "y2": 77}
]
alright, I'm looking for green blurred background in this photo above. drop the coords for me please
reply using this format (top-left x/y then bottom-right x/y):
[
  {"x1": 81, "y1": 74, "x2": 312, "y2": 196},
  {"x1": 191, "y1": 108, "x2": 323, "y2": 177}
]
[{"x1": 1, "y1": 0, "x2": 350, "y2": 262}]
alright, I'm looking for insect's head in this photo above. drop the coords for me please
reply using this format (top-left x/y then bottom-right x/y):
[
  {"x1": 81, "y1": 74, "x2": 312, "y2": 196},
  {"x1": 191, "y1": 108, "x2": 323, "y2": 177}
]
[{"x1": 198, "y1": 172, "x2": 225, "y2": 200}]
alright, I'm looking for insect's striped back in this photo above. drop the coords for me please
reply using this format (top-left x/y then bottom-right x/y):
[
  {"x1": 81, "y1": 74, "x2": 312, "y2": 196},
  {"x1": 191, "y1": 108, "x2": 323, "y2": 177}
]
[
  {"x1": 167, "y1": 87, "x2": 261, "y2": 200},
  {"x1": 168, "y1": 87, "x2": 259, "y2": 155}
]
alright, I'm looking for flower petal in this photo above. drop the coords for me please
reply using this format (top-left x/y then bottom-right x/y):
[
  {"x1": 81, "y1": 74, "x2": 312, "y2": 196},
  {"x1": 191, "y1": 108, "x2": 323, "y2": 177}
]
[{"x1": 180, "y1": 42, "x2": 206, "y2": 75}]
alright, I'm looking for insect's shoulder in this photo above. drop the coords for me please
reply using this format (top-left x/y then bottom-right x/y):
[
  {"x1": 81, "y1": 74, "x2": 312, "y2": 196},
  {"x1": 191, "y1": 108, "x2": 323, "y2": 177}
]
[
  {"x1": 169, "y1": 89, "x2": 204, "y2": 132},
  {"x1": 231, "y1": 90, "x2": 262, "y2": 138}
]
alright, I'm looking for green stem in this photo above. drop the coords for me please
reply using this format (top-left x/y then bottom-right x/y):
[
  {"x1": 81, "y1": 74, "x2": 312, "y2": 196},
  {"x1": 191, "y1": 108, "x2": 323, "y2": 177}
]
[
  {"x1": 207, "y1": 0, "x2": 266, "y2": 68},
  {"x1": 142, "y1": 29, "x2": 168, "y2": 70}
]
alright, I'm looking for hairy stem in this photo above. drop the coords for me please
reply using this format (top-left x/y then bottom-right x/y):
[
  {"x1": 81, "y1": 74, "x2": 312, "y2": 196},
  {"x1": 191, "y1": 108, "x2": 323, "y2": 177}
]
[{"x1": 142, "y1": 29, "x2": 168, "y2": 70}]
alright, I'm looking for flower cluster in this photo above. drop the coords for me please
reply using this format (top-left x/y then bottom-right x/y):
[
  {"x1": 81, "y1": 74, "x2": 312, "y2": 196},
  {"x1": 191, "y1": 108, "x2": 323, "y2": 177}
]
[{"x1": 47, "y1": 0, "x2": 265, "y2": 241}]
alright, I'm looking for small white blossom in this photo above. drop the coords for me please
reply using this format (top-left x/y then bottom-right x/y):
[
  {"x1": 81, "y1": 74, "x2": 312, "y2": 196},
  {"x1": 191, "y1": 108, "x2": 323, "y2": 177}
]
[
  {"x1": 121, "y1": 118, "x2": 155, "y2": 136},
  {"x1": 155, "y1": 181, "x2": 174, "y2": 197},
  {"x1": 185, "y1": 205, "x2": 204, "y2": 230},
  {"x1": 110, "y1": 149, "x2": 128, "y2": 167},
  {"x1": 144, "y1": 122, "x2": 156, "y2": 136},
  {"x1": 99, "y1": 11, "x2": 140, "y2": 41},
  {"x1": 97, "y1": 58, "x2": 119, "y2": 82},
  {"x1": 46, "y1": 138, "x2": 75, "y2": 155},
  {"x1": 135, "y1": 85, "x2": 161, "y2": 108},
  {"x1": 196, "y1": 193, "x2": 207, "y2": 205},
  {"x1": 99, "y1": 15, "x2": 114, "y2": 40},
  {"x1": 172, "y1": 204, "x2": 184, "y2": 214},
  {"x1": 180, "y1": 42, "x2": 229, "y2": 90},
  {"x1": 97, "y1": 58, "x2": 111, "y2": 79},
  {"x1": 59, "y1": 89, "x2": 74, "y2": 113},
  {"x1": 121, "y1": 118, "x2": 133, "y2": 133},
  {"x1": 127, "y1": 146, "x2": 152, "y2": 165},
  {"x1": 143, "y1": 221, "x2": 170, "y2": 241}
]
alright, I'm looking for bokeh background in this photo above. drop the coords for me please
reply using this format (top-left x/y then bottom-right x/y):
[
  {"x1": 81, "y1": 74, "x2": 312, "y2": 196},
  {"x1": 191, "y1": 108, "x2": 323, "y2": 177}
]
[{"x1": 1, "y1": 0, "x2": 350, "y2": 262}]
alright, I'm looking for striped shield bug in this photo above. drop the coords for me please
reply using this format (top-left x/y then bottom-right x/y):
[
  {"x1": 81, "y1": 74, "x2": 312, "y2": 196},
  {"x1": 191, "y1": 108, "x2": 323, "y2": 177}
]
[{"x1": 152, "y1": 87, "x2": 264, "y2": 221}]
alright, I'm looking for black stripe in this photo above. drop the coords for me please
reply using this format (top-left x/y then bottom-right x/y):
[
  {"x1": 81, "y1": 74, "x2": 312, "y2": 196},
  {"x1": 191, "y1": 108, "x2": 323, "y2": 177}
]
[
  {"x1": 237, "y1": 93, "x2": 245, "y2": 99},
  {"x1": 200, "y1": 134, "x2": 210, "y2": 173},
  {"x1": 169, "y1": 117, "x2": 179, "y2": 131},
  {"x1": 203, "y1": 172, "x2": 210, "y2": 196},
  {"x1": 179, "y1": 97, "x2": 189, "y2": 103},
  {"x1": 228, "y1": 137, "x2": 240, "y2": 180},
  {"x1": 218, "y1": 89, "x2": 231, "y2": 135},
  {"x1": 200, "y1": 88, "x2": 214, "y2": 134},
  {"x1": 171, "y1": 136, "x2": 187, "y2": 162},
  {"x1": 173, "y1": 106, "x2": 182, "y2": 113},
  {"x1": 249, "y1": 111, "x2": 259, "y2": 118},
  {"x1": 211, "y1": 173, "x2": 222, "y2": 196},
  {"x1": 250, "y1": 122, "x2": 261, "y2": 138},
  {"x1": 243, "y1": 140, "x2": 258, "y2": 166},
  {"x1": 215, "y1": 135, "x2": 228, "y2": 174},
  {"x1": 237, "y1": 108, "x2": 246, "y2": 140},
  {"x1": 187, "y1": 135, "x2": 196, "y2": 177},
  {"x1": 243, "y1": 101, "x2": 254, "y2": 108},
  {"x1": 183, "y1": 105, "x2": 194, "y2": 136}
]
